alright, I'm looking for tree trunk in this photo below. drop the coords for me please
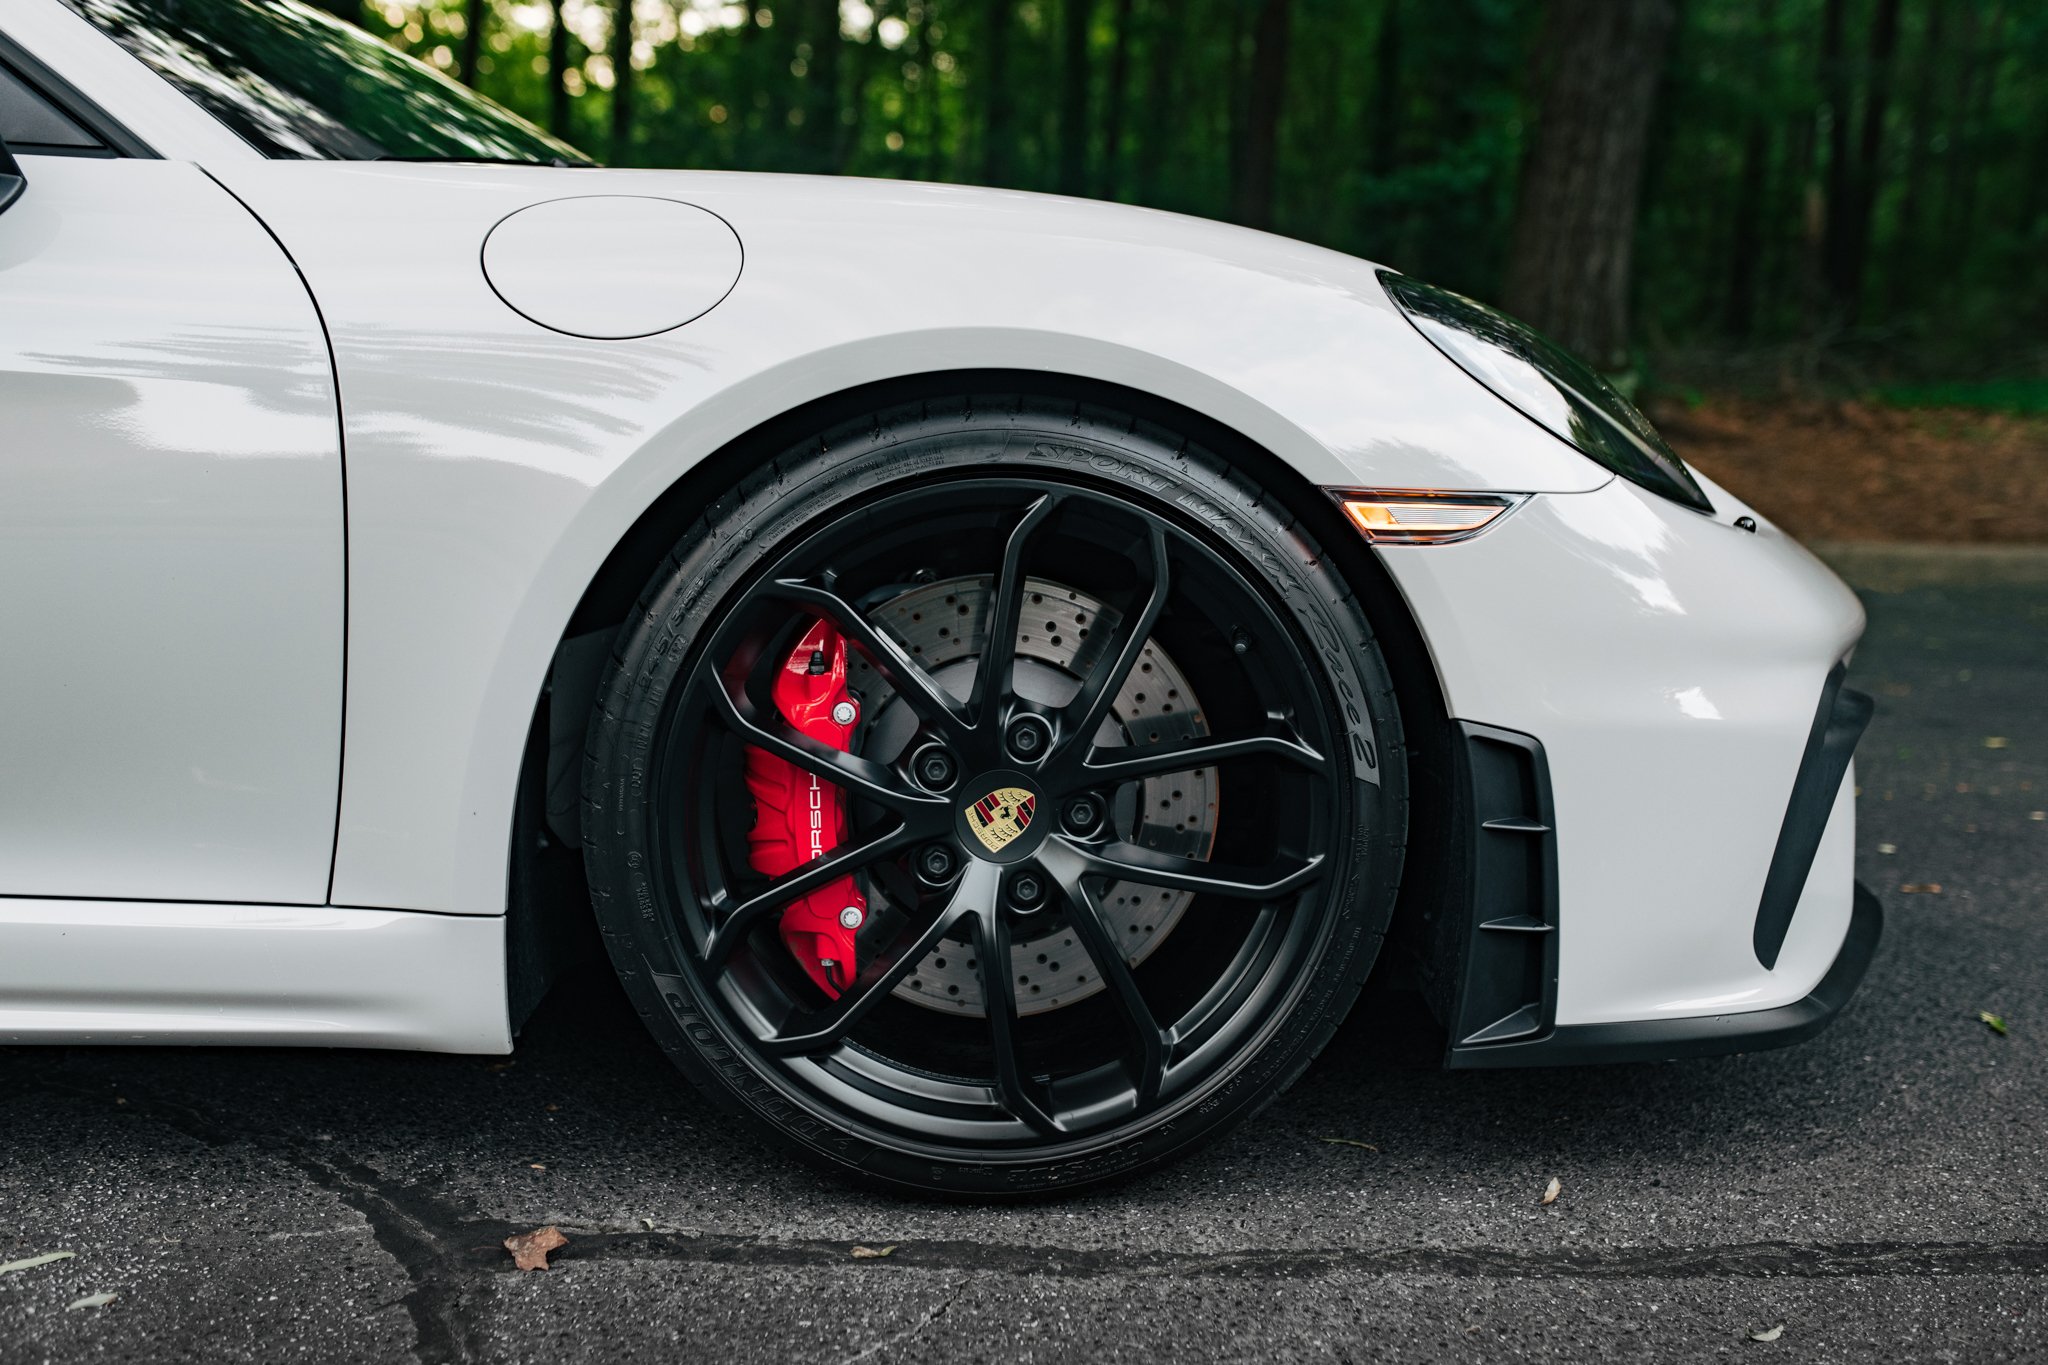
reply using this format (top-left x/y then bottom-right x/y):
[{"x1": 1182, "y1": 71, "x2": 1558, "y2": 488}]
[
  {"x1": 802, "y1": 0, "x2": 843, "y2": 171},
  {"x1": 1887, "y1": 0, "x2": 1944, "y2": 311},
  {"x1": 979, "y1": 0, "x2": 1015, "y2": 185},
  {"x1": 609, "y1": 0, "x2": 635, "y2": 165},
  {"x1": 1725, "y1": 125, "x2": 1770, "y2": 338},
  {"x1": 1365, "y1": 0, "x2": 1401, "y2": 177},
  {"x1": 918, "y1": 2, "x2": 945, "y2": 180},
  {"x1": 1723, "y1": 0, "x2": 1775, "y2": 338},
  {"x1": 733, "y1": 1, "x2": 762, "y2": 162},
  {"x1": 1824, "y1": 0, "x2": 1900, "y2": 322},
  {"x1": 458, "y1": 0, "x2": 486, "y2": 87},
  {"x1": 1817, "y1": 0, "x2": 1850, "y2": 318},
  {"x1": 1943, "y1": 2, "x2": 2007, "y2": 256},
  {"x1": 1500, "y1": 0, "x2": 1678, "y2": 369},
  {"x1": 546, "y1": 0, "x2": 572, "y2": 139},
  {"x1": 1097, "y1": 0, "x2": 1137, "y2": 196},
  {"x1": 1231, "y1": 0, "x2": 1292, "y2": 229},
  {"x1": 1134, "y1": 0, "x2": 1182, "y2": 203},
  {"x1": 1057, "y1": 0, "x2": 1095, "y2": 195},
  {"x1": 837, "y1": 1, "x2": 883, "y2": 171},
  {"x1": 1224, "y1": 0, "x2": 1254, "y2": 207}
]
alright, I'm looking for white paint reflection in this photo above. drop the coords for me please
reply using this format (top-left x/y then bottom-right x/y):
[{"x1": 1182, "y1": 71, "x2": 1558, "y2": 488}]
[{"x1": 1671, "y1": 686, "x2": 1723, "y2": 721}]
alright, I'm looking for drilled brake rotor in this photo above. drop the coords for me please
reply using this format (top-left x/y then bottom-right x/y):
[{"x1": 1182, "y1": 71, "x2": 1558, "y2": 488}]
[{"x1": 844, "y1": 575, "x2": 1218, "y2": 1018}]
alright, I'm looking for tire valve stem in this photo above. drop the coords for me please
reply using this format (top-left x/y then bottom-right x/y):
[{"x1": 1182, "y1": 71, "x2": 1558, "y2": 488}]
[{"x1": 1232, "y1": 629, "x2": 1251, "y2": 656}]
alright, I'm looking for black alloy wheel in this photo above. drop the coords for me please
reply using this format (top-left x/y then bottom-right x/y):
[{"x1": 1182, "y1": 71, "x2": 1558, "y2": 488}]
[{"x1": 583, "y1": 393, "x2": 1407, "y2": 1195}]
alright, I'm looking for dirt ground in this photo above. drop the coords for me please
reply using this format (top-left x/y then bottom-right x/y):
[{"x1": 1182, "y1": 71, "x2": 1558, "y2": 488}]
[{"x1": 1651, "y1": 395, "x2": 2048, "y2": 544}]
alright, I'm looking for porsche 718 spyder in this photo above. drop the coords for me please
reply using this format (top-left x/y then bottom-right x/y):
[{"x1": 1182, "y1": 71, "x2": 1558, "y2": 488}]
[{"x1": 0, "y1": 0, "x2": 1878, "y2": 1194}]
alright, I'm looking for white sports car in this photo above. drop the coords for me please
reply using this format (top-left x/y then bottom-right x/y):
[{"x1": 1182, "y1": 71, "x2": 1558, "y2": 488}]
[{"x1": 1, "y1": 0, "x2": 1878, "y2": 1194}]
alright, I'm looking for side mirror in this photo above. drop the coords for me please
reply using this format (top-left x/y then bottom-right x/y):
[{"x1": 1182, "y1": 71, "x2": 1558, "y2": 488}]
[{"x1": 0, "y1": 134, "x2": 23, "y2": 214}]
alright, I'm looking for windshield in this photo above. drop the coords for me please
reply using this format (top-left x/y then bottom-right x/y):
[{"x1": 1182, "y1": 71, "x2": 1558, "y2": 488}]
[{"x1": 58, "y1": 0, "x2": 591, "y2": 163}]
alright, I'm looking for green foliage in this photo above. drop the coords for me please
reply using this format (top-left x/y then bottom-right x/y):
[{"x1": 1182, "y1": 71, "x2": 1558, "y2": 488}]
[
  {"x1": 355, "y1": 0, "x2": 2046, "y2": 378},
  {"x1": 1875, "y1": 380, "x2": 2048, "y2": 415}
]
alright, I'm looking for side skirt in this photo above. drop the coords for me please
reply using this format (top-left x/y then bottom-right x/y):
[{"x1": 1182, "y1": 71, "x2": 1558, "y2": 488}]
[{"x1": 0, "y1": 899, "x2": 509, "y2": 1053}]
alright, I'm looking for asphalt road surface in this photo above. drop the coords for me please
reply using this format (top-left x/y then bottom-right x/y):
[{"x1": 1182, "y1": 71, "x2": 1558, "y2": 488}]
[{"x1": 4, "y1": 557, "x2": 2045, "y2": 1364}]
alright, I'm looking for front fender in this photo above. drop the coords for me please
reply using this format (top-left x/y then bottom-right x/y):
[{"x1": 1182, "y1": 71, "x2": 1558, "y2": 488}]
[{"x1": 206, "y1": 162, "x2": 1605, "y2": 916}]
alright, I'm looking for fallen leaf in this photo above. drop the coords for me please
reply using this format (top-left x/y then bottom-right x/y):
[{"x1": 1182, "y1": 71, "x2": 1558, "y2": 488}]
[
  {"x1": 1899, "y1": 883, "x2": 1943, "y2": 894},
  {"x1": 1747, "y1": 1324, "x2": 1784, "y2": 1342},
  {"x1": 640, "y1": 1217, "x2": 656, "y2": 1230},
  {"x1": 1984, "y1": 737, "x2": 2009, "y2": 749},
  {"x1": 0, "y1": 1251, "x2": 76, "y2": 1276},
  {"x1": 1979, "y1": 1012, "x2": 2009, "y2": 1036},
  {"x1": 1319, "y1": 1137, "x2": 1380, "y2": 1151},
  {"x1": 527, "y1": 1163, "x2": 547, "y2": 1171},
  {"x1": 503, "y1": 1225, "x2": 568, "y2": 1272},
  {"x1": 1540, "y1": 1176, "x2": 1562, "y2": 1206},
  {"x1": 65, "y1": 1292, "x2": 116, "y2": 1311},
  {"x1": 2030, "y1": 812, "x2": 2045, "y2": 822},
  {"x1": 1877, "y1": 843, "x2": 1897, "y2": 854},
  {"x1": 851, "y1": 1244, "x2": 898, "y2": 1259}
]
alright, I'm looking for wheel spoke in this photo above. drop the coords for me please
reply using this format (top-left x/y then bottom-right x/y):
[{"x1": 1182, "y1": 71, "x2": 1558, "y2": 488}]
[
  {"x1": 1080, "y1": 727, "x2": 1328, "y2": 785},
  {"x1": 1063, "y1": 838, "x2": 1326, "y2": 900},
  {"x1": 759, "y1": 861, "x2": 996, "y2": 1056},
  {"x1": 1041, "y1": 843, "x2": 1167, "y2": 1103},
  {"x1": 704, "y1": 826, "x2": 917, "y2": 971},
  {"x1": 706, "y1": 671, "x2": 939, "y2": 816},
  {"x1": 969, "y1": 910, "x2": 1064, "y2": 1135},
  {"x1": 967, "y1": 494, "x2": 1062, "y2": 725},
  {"x1": 765, "y1": 578, "x2": 969, "y2": 739},
  {"x1": 1055, "y1": 523, "x2": 1169, "y2": 754}
]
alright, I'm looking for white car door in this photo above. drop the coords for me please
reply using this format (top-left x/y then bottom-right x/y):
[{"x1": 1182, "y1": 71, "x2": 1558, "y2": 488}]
[{"x1": 0, "y1": 55, "x2": 343, "y2": 904}]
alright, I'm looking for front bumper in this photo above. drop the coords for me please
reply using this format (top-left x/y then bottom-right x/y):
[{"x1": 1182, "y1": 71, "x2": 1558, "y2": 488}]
[
  {"x1": 1445, "y1": 882, "x2": 1882, "y2": 1067},
  {"x1": 1430, "y1": 663, "x2": 1879, "y2": 1067},
  {"x1": 1374, "y1": 472, "x2": 1874, "y2": 1057}
]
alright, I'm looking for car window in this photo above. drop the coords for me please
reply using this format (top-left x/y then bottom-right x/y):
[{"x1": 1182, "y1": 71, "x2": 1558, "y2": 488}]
[
  {"x1": 0, "y1": 59, "x2": 105, "y2": 153},
  {"x1": 55, "y1": 0, "x2": 589, "y2": 164}
]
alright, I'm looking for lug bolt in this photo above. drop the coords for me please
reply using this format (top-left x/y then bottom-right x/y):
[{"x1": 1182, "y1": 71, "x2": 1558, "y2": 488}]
[
  {"x1": 912, "y1": 744, "x2": 957, "y2": 790},
  {"x1": 1060, "y1": 794, "x2": 1101, "y2": 836},
  {"x1": 838, "y1": 905, "x2": 864, "y2": 929},
  {"x1": 1009, "y1": 872, "x2": 1047, "y2": 910},
  {"x1": 1005, "y1": 714, "x2": 1052, "y2": 761},
  {"x1": 831, "y1": 700, "x2": 858, "y2": 726},
  {"x1": 917, "y1": 843, "x2": 956, "y2": 883}
]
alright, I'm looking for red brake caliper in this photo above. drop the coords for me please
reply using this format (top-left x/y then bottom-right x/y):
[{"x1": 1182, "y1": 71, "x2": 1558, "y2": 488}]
[{"x1": 742, "y1": 618, "x2": 866, "y2": 998}]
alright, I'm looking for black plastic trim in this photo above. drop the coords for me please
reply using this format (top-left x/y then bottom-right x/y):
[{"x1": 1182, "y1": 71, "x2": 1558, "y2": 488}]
[
  {"x1": 0, "y1": 132, "x2": 20, "y2": 212},
  {"x1": 1432, "y1": 723, "x2": 1561, "y2": 1053},
  {"x1": 0, "y1": 36, "x2": 157, "y2": 158},
  {"x1": 1753, "y1": 663, "x2": 1875, "y2": 967},
  {"x1": 1446, "y1": 882, "x2": 1883, "y2": 1068}
]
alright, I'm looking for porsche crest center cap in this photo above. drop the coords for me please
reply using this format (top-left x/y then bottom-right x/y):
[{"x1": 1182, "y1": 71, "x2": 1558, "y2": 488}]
[{"x1": 965, "y1": 785, "x2": 1037, "y2": 855}]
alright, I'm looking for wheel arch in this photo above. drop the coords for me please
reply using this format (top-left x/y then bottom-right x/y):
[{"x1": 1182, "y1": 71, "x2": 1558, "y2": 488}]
[{"x1": 505, "y1": 368, "x2": 1456, "y2": 1028}]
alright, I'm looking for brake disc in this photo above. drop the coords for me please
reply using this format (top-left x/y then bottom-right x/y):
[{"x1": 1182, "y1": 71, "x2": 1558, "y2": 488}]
[{"x1": 845, "y1": 575, "x2": 1218, "y2": 1018}]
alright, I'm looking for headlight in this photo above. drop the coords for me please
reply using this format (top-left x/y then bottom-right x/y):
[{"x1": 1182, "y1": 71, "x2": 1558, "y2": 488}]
[{"x1": 1380, "y1": 271, "x2": 1712, "y2": 514}]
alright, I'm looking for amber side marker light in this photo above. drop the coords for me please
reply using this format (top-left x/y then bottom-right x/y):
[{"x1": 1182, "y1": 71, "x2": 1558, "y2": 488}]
[{"x1": 1332, "y1": 491, "x2": 1523, "y2": 545}]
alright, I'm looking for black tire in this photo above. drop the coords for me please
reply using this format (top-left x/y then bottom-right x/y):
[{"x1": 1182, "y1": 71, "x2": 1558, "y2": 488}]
[{"x1": 583, "y1": 391, "x2": 1407, "y2": 1196}]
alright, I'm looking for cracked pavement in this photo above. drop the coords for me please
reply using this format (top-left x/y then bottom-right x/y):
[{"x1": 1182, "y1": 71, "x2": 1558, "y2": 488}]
[{"x1": 2, "y1": 567, "x2": 2044, "y2": 1364}]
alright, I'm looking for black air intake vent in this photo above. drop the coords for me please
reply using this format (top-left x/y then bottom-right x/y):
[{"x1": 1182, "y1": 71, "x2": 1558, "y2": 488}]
[{"x1": 1444, "y1": 724, "x2": 1559, "y2": 1054}]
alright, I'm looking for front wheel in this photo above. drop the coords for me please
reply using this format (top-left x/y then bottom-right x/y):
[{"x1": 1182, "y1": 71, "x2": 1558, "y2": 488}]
[{"x1": 582, "y1": 394, "x2": 1406, "y2": 1195}]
